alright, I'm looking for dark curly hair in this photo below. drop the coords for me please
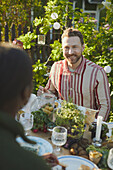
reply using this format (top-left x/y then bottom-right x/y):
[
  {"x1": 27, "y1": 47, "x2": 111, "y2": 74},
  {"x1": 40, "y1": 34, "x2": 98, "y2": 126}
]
[{"x1": 0, "y1": 43, "x2": 32, "y2": 107}]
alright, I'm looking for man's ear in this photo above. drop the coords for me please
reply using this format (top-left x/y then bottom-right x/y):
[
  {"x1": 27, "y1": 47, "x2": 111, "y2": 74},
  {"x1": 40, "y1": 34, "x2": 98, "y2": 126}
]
[
  {"x1": 82, "y1": 44, "x2": 85, "y2": 52},
  {"x1": 21, "y1": 85, "x2": 32, "y2": 106}
]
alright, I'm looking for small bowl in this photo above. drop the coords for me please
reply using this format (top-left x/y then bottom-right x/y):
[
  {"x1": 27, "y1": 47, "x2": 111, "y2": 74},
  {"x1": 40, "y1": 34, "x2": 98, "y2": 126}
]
[{"x1": 89, "y1": 150, "x2": 102, "y2": 164}]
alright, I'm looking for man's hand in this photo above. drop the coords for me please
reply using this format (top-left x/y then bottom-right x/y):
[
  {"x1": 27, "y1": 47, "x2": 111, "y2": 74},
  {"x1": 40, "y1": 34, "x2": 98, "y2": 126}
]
[
  {"x1": 42, "y1": 153, "x2": 59, "y2": 167},
  {"x1": 37, "y1": 86, "x2": 50, "y2": 96}
]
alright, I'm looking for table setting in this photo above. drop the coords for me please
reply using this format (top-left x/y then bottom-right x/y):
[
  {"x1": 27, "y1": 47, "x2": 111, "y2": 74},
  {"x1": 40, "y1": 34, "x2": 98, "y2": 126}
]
[{"x1": 16, "y1": 93, "x2": 113, "y2": 170}]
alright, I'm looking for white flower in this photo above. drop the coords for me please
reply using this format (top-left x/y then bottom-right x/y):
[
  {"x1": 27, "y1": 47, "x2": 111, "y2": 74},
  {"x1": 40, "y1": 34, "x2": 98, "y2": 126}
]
[
  {"x1": 104, "y1": 65, "x2": 111, "y2": 73},
  {"x1": 102, "y1": 2, "x2": 111, "y2": 9},
  {"x1": 53, "y1": 22, "x2": 60, "y2": 30},
  {"x1": 51, "y1": 13, "x2": 58, "y2": 20}
]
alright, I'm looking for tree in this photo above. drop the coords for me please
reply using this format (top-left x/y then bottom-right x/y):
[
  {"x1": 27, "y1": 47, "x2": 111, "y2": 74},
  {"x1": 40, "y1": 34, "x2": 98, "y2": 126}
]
[{"x1": 0, "y1": 0, "x2": 46, "y2": 28}]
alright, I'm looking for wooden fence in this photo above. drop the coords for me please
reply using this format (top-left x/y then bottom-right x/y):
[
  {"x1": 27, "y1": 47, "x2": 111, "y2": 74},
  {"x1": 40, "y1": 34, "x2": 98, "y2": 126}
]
[{"x1": 0, "y1": 23, "x2": 62, "y2": 64}]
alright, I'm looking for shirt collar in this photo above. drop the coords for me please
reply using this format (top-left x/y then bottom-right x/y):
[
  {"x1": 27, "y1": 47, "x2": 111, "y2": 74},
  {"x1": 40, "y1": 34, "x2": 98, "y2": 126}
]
[{"x1": 64, "y1": 56, "x2": 86, "y2": 74}]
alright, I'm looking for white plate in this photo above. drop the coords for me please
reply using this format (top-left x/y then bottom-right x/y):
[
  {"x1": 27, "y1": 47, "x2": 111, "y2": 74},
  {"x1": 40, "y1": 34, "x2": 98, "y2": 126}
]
[
  {"x1": 16, "y1": 136, "x2": 53, "y2": 156},
  {"x1": 52, "y1": 155, "x2": 98, "y2": 170}
]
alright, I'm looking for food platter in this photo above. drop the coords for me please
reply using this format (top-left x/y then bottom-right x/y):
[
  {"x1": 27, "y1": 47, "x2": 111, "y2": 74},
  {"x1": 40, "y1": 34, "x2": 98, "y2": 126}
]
[
  {"x1": 52, "y1": 155, "x2": 98, "y2": 170},
  {"x1": 16, "y1": 136, "x2": 53, "y2": 156}
]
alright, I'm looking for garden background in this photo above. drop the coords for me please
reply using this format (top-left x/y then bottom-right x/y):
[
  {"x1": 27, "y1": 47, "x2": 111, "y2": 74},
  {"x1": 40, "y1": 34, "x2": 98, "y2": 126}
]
[{"x1": 0, "y1": 0, "x2": 113, "y2": 121}]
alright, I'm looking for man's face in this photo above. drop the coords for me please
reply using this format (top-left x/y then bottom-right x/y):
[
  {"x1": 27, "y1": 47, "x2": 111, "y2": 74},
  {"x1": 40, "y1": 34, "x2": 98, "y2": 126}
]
[{"x1": 62, "y1": 36, "x2": 83, "y2": 65}]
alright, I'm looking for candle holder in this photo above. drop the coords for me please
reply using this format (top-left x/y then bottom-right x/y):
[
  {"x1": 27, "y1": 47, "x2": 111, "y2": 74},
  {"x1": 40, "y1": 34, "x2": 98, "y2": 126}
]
[{"x1": 92, "y1": 137, "x2": 102, "y2": 147}]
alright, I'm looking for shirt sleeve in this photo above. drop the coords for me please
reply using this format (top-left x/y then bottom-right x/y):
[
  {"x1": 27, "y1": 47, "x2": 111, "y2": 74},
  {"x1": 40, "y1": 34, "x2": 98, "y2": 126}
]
[
  {"x1": 95, "y1": 68, "x2": 111, "y2": 121},
  {"x1": 45, "y1": 63, "x2": 57, "y2": 95}
]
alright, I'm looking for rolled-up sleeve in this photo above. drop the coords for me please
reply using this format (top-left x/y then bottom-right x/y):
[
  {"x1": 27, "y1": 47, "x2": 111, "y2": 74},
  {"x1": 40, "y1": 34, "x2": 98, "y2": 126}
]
[{"x1": 95, "y1": 68, "x2": 111, "y2": 121}]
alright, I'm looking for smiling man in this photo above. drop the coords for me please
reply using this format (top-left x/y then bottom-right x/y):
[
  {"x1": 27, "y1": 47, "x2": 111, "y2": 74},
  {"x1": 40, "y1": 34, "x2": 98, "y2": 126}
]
[{"x1": 37, "y1": 28, "x2": 110, "y2": 121}]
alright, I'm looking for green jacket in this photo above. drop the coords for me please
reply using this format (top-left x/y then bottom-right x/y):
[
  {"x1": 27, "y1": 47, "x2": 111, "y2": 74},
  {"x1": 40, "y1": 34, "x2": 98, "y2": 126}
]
[{"x1": 0, "y1": 111, "x2": 51, "y2": 170}]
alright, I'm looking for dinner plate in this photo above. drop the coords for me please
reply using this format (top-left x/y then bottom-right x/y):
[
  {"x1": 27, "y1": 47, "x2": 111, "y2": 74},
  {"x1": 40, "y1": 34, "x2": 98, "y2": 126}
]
[
  {"x1": 52, "y1": 155, "x2": 98, "y2": 170},
  {"x1": 16, "y1": 136, "x2": 53, "y2": 156}
]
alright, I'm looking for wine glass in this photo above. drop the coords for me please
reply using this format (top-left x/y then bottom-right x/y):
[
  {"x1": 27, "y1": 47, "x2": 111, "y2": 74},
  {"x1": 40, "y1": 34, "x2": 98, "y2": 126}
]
[
  {"x1": 51, "y1": 126, "x2": 67, "y2": 155},
  {"x1": 19, "y1": 113, "x2": 34, "y2": 135}
]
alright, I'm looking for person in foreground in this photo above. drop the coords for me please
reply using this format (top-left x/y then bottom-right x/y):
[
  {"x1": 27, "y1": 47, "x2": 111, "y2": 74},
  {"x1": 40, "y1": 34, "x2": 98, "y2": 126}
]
[
  {"x1": 0, "y1": 43, "x2": 58, "y2": 170},
  {"x1": 37, "y1": 28, "x2": 110, "y2": 121}
]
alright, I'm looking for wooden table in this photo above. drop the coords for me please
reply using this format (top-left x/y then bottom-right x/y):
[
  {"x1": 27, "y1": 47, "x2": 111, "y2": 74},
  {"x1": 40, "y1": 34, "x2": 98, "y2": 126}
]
[
  {"x1": 28, "y1": 130, "x2": 70, "y2": 156},
  {"x1": 27, "y1": 130, "x2": 111, "y2": 169}
]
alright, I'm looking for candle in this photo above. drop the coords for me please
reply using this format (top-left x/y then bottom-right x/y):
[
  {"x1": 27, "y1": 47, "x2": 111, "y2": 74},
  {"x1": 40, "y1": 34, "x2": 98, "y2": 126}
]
[{"x1": 95, "y1": 116, "x2": 103, "y2": 141}]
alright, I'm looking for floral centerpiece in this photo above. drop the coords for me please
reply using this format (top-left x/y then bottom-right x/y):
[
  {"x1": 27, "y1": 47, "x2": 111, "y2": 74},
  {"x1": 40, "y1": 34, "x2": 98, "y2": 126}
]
[{"x1": 54, "y1": 100, "x2": 85, "y2": 139}]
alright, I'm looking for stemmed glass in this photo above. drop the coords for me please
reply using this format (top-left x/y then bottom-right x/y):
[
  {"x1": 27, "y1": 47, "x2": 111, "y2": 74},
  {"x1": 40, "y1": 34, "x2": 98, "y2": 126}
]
[
  {"x1": 19, "y1": 112, "x2": 34, "y2": 135},
  {"x1": 51, "y1": 126, "x2": 67, "y2": 155}
]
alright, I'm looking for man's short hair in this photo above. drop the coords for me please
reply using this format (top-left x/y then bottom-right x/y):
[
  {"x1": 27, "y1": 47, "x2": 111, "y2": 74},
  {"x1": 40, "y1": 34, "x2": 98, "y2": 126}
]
[
  {"x1": 0, "y1": 43, "x2": 32, "y2": 106},
  {"x1": 62, "y1": 28, "x2": 84, "y2": 45}
]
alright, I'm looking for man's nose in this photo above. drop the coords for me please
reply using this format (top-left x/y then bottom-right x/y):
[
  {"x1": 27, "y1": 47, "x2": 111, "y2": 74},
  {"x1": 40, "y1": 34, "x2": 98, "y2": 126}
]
[{"x1": 68, "y1": 47, "x2": 74, "y2": 54}]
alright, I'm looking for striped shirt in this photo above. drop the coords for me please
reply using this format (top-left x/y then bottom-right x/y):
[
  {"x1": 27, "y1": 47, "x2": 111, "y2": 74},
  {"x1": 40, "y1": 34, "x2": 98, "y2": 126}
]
[{"x1": 46, "y1": 56, "x2": 111, "y2": 121}]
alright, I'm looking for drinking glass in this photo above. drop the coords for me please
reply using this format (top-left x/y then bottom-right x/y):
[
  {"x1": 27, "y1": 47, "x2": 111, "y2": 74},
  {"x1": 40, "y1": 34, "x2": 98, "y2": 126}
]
[
  {"x1": 19, "y1": 113, "x2": 34, "y2": 135},
  {"x1": 51, "y1": 126, "x2": 67, "y2": 155}
]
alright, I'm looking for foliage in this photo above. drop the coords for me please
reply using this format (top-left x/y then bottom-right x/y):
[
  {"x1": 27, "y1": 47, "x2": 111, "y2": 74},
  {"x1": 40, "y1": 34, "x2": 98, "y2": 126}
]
[
  {"x1": 0, "y1": 0, "x2": 44, "y2": 28},
  {"x1": 107, "y1": 111, "x2": 113, "y2": 122},
  {"x1": 49, "y1": 40, "x2": 63, "y2": 62},
  {"x1": 55, "y1": 101, "x2": 85, "y2": 133},
  {"x1": 17, "y1": 31, "x2": 37, "y2": 49},
  {"x1": 31, "y1": 103, "x2": 55, "y2": 132},
  {"x1": 32, "y1": 59, "x2": 48, "y2": 93},
  {"x1": 86, "y1": 145, "x2": 109, "y2": 169},
  {"x1": 33, "y1": 0, "x2": 73, "y2": 34},
  {"x1": 31, "y1": 108, "x2": 52, "y2": 131}
]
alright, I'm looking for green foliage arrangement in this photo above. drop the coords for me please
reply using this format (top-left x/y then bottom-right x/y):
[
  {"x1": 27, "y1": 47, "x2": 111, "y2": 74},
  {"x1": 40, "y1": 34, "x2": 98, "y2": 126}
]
[
  {"x1": 55, "y1": 100, "x2": 85, "y2": 138},
  {"x1": 31, "y1": 109, "x2": 52, "y2": 132}
]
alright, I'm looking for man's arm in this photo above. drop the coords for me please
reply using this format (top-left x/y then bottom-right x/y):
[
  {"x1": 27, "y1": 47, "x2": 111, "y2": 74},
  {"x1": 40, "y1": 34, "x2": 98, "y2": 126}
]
[
  {"x1": 37, "y1": 78, "x2": 57, "y2": 96},
  {"x1": 45, "y1": 78, "x2": 57, "y2": 94},
  {"x1": 95, "y1": 68, "x2": 111, "y2": 121}
]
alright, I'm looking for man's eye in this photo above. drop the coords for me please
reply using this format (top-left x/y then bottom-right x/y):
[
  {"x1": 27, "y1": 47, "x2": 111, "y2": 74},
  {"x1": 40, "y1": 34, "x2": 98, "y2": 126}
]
[{"x1": 64, "y1": 47, "x2": 69, "y2": 50}]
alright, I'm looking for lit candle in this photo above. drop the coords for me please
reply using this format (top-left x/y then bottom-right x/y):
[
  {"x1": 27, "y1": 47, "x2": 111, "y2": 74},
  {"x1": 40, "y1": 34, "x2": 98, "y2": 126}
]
[{"x1": 95, "y1": 116, "x2": 103, "y2": 141}]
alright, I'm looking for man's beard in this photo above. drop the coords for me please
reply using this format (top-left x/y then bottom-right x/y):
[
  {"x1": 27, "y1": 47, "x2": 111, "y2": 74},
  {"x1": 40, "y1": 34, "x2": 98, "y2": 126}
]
[{"x1": 65, "y1": 53, "x2": 82, "y2": 64}]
